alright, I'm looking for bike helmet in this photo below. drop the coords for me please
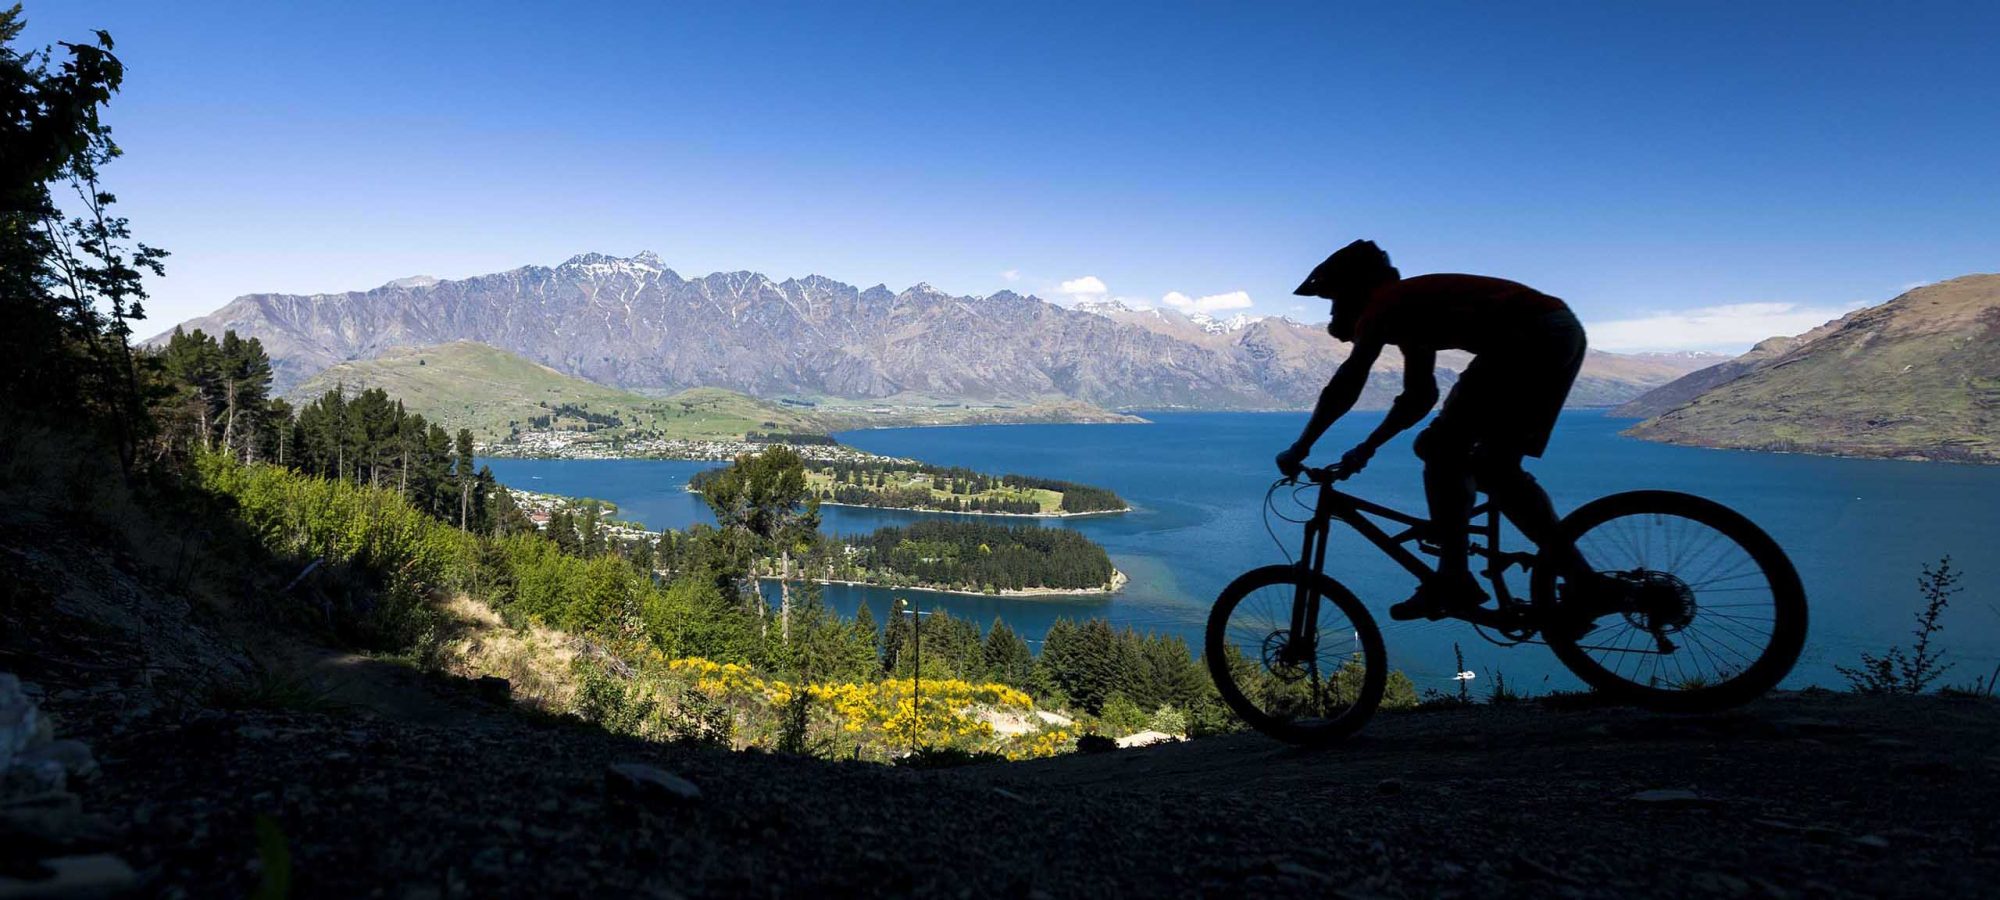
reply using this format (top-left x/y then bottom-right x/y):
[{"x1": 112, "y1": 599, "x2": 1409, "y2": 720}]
[{"x1": 1293, "y1": 239, "x2": 1394, "y2": 299}]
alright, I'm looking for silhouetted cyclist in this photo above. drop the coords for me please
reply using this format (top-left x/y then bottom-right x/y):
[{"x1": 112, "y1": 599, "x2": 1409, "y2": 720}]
[{"x1": 1276, "y1": 239, "x2": 1589, "y2": 621}]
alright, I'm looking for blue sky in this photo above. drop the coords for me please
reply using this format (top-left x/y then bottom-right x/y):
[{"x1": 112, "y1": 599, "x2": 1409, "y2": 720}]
[{"x1": 26, "y1": 1, "x2": 2000, "y2": 351}]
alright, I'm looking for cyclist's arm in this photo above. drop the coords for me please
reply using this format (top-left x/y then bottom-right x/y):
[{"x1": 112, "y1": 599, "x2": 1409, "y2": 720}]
[
  {"x1": 1358, "y1": 347, "x2": 1439, "y2": 451},
  {"x1": 1288, "y1": 340, "x2": 1383, "y2": 454}
]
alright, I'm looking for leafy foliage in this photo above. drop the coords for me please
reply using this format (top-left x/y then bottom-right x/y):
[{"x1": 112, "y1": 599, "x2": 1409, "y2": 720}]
[
  {"x1": 1, "y1": 7, "x2": 165, "y2": 470},
  {"x1": 1839, "y1": 556, "x2": 1961, "y2": 694},
  {"x1": 709, "y1": 456, "x2": 1128, "y2": 516},
  {"x1": 840, "y1": 519, "x2": 1115, "y2": 592}
]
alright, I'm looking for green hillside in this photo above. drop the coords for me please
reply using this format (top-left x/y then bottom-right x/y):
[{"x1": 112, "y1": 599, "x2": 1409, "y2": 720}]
[
  {"x1": 1626, "y1": 275, "x2": 2000, "y2": 462},
  {"x1": 290, "y1": 341, "x2": 823, "y2": 443}
]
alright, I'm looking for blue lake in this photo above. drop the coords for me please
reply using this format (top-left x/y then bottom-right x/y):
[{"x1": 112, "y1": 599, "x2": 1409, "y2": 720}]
[{"x1": 485, "y1": 411, "x2": 2000, "y2": 695}]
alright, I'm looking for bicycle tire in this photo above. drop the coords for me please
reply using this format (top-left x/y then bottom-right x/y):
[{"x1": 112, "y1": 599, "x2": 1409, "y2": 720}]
[
  {"x1": 1204, "y1": 565, "x2": 1388, "y2": 746},
  {"x1": 1531, "y1": 490, "x2": 1807, "y2": 712}
]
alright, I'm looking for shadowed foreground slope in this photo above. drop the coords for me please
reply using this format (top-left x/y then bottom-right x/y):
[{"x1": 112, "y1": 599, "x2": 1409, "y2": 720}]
[{"x1": 35, "y1": 675, "x2": 2000, "y2": 898}]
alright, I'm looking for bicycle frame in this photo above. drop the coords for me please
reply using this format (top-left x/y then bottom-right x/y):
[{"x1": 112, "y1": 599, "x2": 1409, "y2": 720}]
[{"x1": 1291, "y1": 473, "x2": 1542, "y2": 634}]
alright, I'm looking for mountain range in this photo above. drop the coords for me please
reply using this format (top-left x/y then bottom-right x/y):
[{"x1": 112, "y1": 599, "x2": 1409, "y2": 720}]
[
  {"x1": 1618, "y1": 274, "x2": 2000, "y2": 462},
  {"x1": 158, "y1": 252, "x2": 1716, "y2": 412}
]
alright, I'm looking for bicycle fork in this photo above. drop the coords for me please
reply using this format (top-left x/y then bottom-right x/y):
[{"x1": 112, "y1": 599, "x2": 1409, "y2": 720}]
[{"x1": 1286, "y1": 505, "x2": 1334, "y2": 661}]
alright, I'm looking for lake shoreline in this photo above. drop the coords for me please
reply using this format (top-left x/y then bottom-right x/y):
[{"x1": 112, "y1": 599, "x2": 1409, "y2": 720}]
[
  {"x1": 811, "y1": 499, "x2": 1133, "y2": 519},
  {"x1": 684, "y1": 486, "x2": 1132, "y2": 519},
  {"x1": 760, "y1": 567, "x2": 1128, "y2": 599}
]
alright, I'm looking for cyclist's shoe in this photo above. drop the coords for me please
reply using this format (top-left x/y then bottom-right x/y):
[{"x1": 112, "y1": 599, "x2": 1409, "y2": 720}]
[
  {"x1": 1389, "y1": 572, "x2": 1488, "y2": 621},
  {"x1": 1547, "y1": 573, "x2": 1626, "y2": 642}
]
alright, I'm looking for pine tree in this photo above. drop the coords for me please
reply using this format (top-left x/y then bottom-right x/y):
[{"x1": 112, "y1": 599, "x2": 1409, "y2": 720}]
[
  {"x1": 217, "y1": 330, "x2": 271, "y2": 462},
  {"x1": 579, "y1": 503, "x2": 605, "y2": 558},
  {"x1": 882, "y1": 599, "x2": 915, "y2": 675},
  {"x1": 548, "y1": 508, "x2": 581, "y2": 555},
  {"x1": 850, "y1": 602, "x2": 880, "y2": 676},
  {"x1": 983, "y1": 618, "x2": 1035, "y2": 688}
]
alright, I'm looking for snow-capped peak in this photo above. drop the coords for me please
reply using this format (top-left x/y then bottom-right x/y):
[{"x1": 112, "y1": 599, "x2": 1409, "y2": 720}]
[
  {"x1": 559, "y1": 252, "x2": 665, "y2": 275},
  {"x1": 1074, "y1": 298, "x2": 1133, "y2": 315},
  {"x1": 1186, "y1": 311, "x2": 1262, "y2": 334}
]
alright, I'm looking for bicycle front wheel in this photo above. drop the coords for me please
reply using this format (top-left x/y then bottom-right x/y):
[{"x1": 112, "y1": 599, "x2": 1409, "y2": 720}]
[
  {"x1": 1532, "y1": 490, "x2": 1807, "y2": 712},
  {"x1": 1204, "y1": 565, "x2": 1387, "y2": 746}
]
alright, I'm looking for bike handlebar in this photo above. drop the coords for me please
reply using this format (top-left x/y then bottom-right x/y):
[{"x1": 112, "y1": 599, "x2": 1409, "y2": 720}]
[{"x1": 1291, "y1": 464, "x2": 1355, "y2": 485}]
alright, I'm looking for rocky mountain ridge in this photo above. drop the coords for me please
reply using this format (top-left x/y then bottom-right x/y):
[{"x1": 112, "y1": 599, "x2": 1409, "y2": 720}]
[
  {"x1": 1621, "y1": 274, "x2": 2000, "y2": 461},
  {"x1": 159, "y1": 253, "x2": 1711, "y2": 410}
]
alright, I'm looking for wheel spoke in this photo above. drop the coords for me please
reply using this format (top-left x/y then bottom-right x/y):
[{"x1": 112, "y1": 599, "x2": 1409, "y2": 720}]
[
  {"x1": 1212, "y1": 576, "x2": 1380, "y2": 739},
  {"x1": 1551, "y1": 502, "x2": 1797, "y2": 701}
]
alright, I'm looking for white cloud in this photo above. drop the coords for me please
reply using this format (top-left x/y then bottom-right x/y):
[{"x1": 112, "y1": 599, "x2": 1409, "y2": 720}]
[
  {"x1": 1162, "y1": 289, "x2": 1254, "y2": 314},
  {"x1": 1000, "y1": 269, "x2": 1021, "y2": 282},
  {"x1": 1587, "y1": 301, "x2": 1863, "y2": 353},
  {"x1": 1057, "y1": 275, "x2": 1109, "y2": 299}
]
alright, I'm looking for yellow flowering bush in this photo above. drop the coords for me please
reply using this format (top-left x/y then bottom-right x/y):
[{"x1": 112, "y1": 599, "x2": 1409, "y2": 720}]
[
  {"x1": 661, "y1": 657, "x2": 1064, "y2": 759},
  {"x1": 1005, "y1": 728, "x2": 1075, "y2": 761}
]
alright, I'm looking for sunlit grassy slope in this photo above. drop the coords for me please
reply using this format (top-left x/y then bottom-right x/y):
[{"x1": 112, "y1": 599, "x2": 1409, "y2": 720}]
[
  {"x1": 1627, "y1": 274, "x2": 2000, "y2": 462},
  {"x1": 291, "y1": 341, "x2": 820, "y2": 441},
  {"x1": 802, "y1": 468, "x2": 1065, "y2": 514}
]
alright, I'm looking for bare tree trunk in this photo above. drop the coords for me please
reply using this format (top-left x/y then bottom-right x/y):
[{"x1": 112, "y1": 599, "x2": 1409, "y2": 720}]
[
  {"x1": 780, "y1": 550, "x2": 792, "y2": 642},
  {"x1": 222, "y1": 379, "x2": 237, "y2": 458}
]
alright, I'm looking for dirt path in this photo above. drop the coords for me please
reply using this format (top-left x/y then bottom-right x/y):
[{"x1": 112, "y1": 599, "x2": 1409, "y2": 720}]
[{"x1": 41, "y1": 682, "x2": 2000, "y2": 898}]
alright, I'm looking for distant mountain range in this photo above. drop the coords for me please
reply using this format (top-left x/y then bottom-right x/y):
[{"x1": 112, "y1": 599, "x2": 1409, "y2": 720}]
[
  {"x1": 1618, "y1": 274, "x2": 2000, "y2": 462},
  {"x1": 158, "y1": 252, "x2": 1715, "y2": 412}
]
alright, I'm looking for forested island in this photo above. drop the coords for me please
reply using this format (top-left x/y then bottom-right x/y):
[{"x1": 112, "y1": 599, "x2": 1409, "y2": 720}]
[
  {"x1": 771, "y1": 519, "x2": 1125, "y2": 597},
  {"x1": 692, "y1": 456, "x2": 1130, "y2": 517}
]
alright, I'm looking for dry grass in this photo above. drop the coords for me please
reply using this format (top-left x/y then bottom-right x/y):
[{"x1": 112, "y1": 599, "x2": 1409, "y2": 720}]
[{"x1": 433, "y1": 594, "x2": 583, "y2": 713}]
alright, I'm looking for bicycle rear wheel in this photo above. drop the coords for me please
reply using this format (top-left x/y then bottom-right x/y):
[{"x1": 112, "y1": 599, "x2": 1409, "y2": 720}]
[
  {"x1": 1205, "y1": 565, "x2": 1386, "y2": 746},
  {"x1": 1532, "y1": 490, "x2": 1807, "y2": 711}
]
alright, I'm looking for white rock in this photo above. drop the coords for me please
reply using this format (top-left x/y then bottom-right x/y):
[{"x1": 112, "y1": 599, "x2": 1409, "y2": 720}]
[
  {"x1": 15, "y1": 742, "x2": 96, "y2": 781},
  {"x1": 605, "y1": 763, "x2": 701, "y2": 806},
  {"x1": 1, "y1": 672, "x2": 40, "y2": 779},
  {"x1": 1114, "y1": 730, "x2": 1180, "y2": 749}
]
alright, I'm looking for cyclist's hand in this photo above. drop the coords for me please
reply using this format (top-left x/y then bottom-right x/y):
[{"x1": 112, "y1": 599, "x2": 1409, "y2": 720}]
[
  {"x1": 1274, "y1": 444, "x2": 1307, "y2": 479},
  {"x1": 1337, "y1": 443, "x2": 1375, "y2": 476}
]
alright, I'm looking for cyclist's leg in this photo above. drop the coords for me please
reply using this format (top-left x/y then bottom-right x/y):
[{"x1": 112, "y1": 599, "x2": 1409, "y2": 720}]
[
  {"x1": 1397, "y1": 421, "x2": 1486, "y2": 620},
  {"x1": 1471, "y1": 446, "x2": 1587, "y2": 576},
  {"x1": 1414, "y1": 422, "x2": 1477, "y2": 580},
  {"x1": 1479, "y1": 316, "x2": 1588, "y2": 575}
]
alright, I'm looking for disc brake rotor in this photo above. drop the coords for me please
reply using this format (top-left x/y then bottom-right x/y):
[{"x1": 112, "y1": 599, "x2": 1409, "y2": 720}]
[{"x1": 1262, "y1": 630, "x2": 1312, "y2": 683}]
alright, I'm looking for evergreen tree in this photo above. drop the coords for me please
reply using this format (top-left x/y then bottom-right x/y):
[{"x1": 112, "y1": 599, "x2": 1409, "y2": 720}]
[
  {"x1": 882, "y1": 599, "x2": 915, "y2": 675},
  {"x1": 982, "y1": 618, "x2": 1035, "y2": 688},
  {"x1": 629, "y1": 531, "x2": 656, "y2": 575},
  {"x1": 579, "y1": 502, "x2": 605, "y2": 558},
  {"x1": 547, "y1": 508, "x2": 581, "y2": 555},
  {"x1": 158, "y1": 328, "x2": 221, "y2": 452},
  {"x1": 850, "y1": 602, "x2": 881, "y2": 677},
  {"x1": 1041, "y1": 618, "x2": 1129, "y2": 713},
  {"x1": 217, "y1": 330, "x2": 272, "y2": 462}
]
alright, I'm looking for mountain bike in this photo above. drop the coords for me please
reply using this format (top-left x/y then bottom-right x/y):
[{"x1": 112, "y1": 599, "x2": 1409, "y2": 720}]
[{"x1": 1204, "y1": 464, "x2": 1807, "y2": 745}]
